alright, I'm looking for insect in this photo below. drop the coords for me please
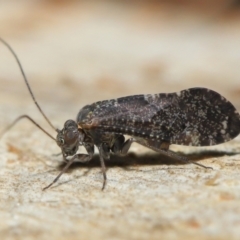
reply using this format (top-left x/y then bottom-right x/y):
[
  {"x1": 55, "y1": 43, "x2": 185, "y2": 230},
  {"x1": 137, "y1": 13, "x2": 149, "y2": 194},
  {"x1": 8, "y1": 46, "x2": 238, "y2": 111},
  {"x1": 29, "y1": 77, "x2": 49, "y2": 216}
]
[{"x1": 1, "y1": 38, "x2": 240, "y2": 190}]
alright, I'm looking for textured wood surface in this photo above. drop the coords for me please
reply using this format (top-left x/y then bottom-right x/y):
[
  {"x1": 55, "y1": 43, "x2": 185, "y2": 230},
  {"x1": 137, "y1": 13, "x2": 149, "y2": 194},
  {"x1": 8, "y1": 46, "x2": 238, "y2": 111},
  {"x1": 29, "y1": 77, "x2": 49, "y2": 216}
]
[{"x1": 0, "y1": 1, "x2": 240, "y2": 240}]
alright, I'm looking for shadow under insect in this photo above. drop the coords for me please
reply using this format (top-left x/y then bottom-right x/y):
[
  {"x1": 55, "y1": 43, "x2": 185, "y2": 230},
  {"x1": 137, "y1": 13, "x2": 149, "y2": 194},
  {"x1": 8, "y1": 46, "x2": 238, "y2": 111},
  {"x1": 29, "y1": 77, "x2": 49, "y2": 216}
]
[{"x1": 57, "y1": 149, "x2": 240, "y2": 172}]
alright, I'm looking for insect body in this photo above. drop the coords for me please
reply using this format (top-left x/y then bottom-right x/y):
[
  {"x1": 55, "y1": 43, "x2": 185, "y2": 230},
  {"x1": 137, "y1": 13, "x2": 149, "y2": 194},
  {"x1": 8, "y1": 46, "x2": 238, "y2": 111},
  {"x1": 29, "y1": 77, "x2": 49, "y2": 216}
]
[
  {"x1": 53, "y1": 88, "x2": 240, "y2": 190},
  {"x1": 1, "y1": 38, "x2": 240, "y2": 190}
]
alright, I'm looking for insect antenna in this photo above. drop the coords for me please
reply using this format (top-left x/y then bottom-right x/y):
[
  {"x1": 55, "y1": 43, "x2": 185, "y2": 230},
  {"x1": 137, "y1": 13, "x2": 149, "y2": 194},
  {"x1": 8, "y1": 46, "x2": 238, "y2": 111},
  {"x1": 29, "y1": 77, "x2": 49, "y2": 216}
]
[
  {"x1": 0, "y1": 115, "x2": 55, "y2": 140},
  {"x1": 0, "y1": 38, "x2": 56, "y2": 140}
]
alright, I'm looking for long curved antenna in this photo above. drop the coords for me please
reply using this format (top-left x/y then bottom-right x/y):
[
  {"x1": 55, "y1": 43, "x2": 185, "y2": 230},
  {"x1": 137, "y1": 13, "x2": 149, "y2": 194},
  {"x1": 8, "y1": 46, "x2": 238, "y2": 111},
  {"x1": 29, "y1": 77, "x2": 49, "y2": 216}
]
[
  {"x1": 0, "y1": 38, "x2": 56, "y2": 131},
  {"x1": 0, "y1": 115, "x2": 55, "y2": 141}
]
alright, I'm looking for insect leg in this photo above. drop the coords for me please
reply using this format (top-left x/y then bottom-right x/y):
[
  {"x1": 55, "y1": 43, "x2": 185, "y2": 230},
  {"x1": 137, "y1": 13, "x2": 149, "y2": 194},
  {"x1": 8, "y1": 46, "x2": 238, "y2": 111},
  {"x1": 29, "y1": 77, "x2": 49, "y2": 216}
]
[
  {"x1": 160, "y1": 147, "x2": 212, "y2": 169},
  {"x1": 137, "y1": 139, "x2": 213, "y2": 170},
  {"x1": 62, "y1": 144, "x2": 94, "y2": 163},
  {"x1": 43, "y1": 146, "x2": 94, "y2": 190},
  {"x1": 52, "y1": 152, "x2": 62, "y2": 157},
  {"x1": 98, "y1": 143, "x2": 111, "y2": 190},
  {"x1": 112, "y1": 135, "x2": 136, "y2": 155}
]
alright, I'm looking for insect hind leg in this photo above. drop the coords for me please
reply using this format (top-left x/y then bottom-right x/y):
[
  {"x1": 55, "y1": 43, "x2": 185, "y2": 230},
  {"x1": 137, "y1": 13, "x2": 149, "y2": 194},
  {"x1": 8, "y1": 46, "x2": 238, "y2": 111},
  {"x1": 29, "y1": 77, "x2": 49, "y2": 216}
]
[{"x1": 137, "y1": 139, "x2": 213, "y2": 170}]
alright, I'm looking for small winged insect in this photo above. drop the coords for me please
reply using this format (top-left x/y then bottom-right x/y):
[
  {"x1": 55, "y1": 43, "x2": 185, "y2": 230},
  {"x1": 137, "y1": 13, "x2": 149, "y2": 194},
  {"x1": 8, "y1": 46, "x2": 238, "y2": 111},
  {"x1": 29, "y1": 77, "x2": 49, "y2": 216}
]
[{"x1": 1, "y1": 38, "x2": 240, "y2": 190}]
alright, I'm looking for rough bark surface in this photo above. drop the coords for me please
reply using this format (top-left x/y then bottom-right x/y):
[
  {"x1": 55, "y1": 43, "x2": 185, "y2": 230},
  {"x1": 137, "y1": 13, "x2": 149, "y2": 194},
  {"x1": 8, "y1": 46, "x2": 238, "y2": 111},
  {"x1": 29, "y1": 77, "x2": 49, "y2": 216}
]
[{"x1": 0, "y1": 2, "x2": 240, "y2": 240}]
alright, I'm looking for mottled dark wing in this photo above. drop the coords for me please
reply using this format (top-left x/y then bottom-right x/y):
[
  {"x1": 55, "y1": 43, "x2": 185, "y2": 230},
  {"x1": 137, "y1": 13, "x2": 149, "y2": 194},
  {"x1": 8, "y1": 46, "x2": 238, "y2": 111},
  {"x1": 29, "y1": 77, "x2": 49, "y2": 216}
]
[{"x1": 77, "y1": 88, "x2": 240, "y2": 146}]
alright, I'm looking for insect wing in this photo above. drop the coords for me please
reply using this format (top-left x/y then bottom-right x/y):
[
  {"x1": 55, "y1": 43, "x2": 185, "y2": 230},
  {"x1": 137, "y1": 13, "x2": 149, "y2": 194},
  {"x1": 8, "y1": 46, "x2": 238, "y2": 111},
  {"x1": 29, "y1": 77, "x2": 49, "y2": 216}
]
[
  {"x1": 170, "y1": 88, "x2": 240, "y2": 146},
  {"x1": 79, "y1": 88, "x2": 240, "y2": 146}
]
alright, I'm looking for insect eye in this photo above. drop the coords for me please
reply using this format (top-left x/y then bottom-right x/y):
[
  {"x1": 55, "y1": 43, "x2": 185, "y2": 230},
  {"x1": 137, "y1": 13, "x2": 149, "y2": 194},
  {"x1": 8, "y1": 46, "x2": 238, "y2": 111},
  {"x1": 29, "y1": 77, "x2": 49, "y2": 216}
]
[
  {"x1": 59, "y1": 138, "x2": 64, "y2": 145},
  {"x1": 66, "y1": 131, "x2": 75, "y2": 140},
  {"x1": 64, "y1": 120, "x2": 77, "y2": 129}
]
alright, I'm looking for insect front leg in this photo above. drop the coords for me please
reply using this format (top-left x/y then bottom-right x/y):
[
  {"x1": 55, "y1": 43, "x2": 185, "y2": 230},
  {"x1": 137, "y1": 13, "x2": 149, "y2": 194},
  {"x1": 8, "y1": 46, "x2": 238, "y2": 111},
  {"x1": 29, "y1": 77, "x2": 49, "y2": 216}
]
[
  {"x1": 43, "y1": 145, "x2": 94, "y2": 190},
  {"x1": 111, "y1": 135, "x2": 136, "y2": 156},
  {"x1": 62, "y1": 144, "x2": 94, "y2": 163}
]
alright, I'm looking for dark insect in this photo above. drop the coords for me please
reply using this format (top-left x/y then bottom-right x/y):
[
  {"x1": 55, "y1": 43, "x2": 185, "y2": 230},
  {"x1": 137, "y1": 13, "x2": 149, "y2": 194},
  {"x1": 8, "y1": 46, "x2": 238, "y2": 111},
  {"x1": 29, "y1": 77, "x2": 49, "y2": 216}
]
[{"x1": 1, "y1": 38, "x2": 240, "y2": 190}]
